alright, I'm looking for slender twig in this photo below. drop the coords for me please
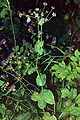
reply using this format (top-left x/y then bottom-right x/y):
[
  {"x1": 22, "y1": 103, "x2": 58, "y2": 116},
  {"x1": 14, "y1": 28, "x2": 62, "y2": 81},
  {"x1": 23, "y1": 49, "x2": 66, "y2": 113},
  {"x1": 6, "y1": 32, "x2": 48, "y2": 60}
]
[
  {"x1": 6, "y1": 0, "x2": 17, "y2": 59},
  {"x1": 44, "y1": 58, "x2": 55, "y2": 71},
  {"x1": 46, "y1": 9, "x2": 53, "y2": 19},
  {"x1": 71, "y1": 27, "x2": 80, "y2": 39}
]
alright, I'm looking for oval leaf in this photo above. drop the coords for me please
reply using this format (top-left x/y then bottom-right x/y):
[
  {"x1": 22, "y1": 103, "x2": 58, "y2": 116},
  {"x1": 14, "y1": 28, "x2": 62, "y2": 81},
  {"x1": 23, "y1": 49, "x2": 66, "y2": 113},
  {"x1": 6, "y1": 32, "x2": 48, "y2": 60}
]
[
  {"x1": 40, "y1": 89, "x2": 55, "y2": 104},
  {"x1": 31, "y1": 92, "x2": 39, "y2": 101},
  {"x1": 36, "y1": 73, "x2": 46, "y2": 86},
  {"x1": 38, "y1": 99, "x2": 47, "y2": 110}
]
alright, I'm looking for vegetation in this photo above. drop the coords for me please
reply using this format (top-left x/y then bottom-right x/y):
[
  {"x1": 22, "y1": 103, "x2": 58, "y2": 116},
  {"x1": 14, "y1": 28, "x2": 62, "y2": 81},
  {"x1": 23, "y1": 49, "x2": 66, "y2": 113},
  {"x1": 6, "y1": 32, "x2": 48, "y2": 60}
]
[{"x1": 0, "y1": 0, "x2": 80, "y2": 120}]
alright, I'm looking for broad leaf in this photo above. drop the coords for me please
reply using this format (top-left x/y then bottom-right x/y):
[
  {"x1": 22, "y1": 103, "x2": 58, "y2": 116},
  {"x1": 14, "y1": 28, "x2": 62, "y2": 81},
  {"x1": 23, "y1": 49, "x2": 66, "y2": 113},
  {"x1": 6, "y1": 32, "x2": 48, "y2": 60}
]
[
  {"x1": 38, "y1": 99, "x2": 47, "y2": 109},
  {"x1": 20, "y1": 46, "x2": 24, "y2": 54},
  {"x1": 70, "y1": 56, "x2": 77, "y2": 62},
  {"x1": 43, "y1": 112, "x2": 57, "y2": 120},
  {"x1": 76, "y1": 67, "x2": 80, "y2": 73},
  {"x1": 61, "y1": 88, "x2": 70, "y2": 98},
  {"x1": 15, "y1": 112, "x2": 31, "y2": 120},
  {"x1": 36, "y1": 73, "x2": 46, "y2": 86},
  {"x1": 31, "y1": 92, "x2": 39, "y2": 101},
  {"x1": 35, "y1": 40, "x2": 44, "y2": 55},
  {"x1": 28, "y1": 66, "x2": 37, "y2": 75},
  {"x1": 40, "y1": 89, "x2": 55, "y2": 104},
  {"x1": 75, "y1": 49, "x2": 80, "y2": 58}
]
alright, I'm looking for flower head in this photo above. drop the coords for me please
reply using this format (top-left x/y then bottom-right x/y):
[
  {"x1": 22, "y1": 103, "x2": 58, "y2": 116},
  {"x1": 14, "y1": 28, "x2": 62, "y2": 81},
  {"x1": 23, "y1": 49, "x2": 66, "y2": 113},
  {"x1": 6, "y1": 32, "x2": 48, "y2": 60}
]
[
  {"x1": 9, "y1": 85, "x2": 16, "y2": 91},
  {"x1": 19, "y1": 12, "x2": 23, "y2": 18},
  {"x1": 52, "y1": 12, "x2": 56, "y2": 17},
  {"x1": 35, "y1": 8, "x2": 39, "y2": 11},
  {"x1": 43, "y1": 2, "x2": 48, "y2": 6},
  {"x1": 51, "y1": 6, "x2": 55, "y2": 9},
  {"x1": 27, "y1": 17, "x2": 31, "y2": 23}
]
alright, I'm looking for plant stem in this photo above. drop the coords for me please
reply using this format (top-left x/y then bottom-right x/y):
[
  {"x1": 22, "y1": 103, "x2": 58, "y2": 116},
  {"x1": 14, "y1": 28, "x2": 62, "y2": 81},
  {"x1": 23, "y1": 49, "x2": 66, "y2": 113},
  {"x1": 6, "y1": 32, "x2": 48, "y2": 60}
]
[
  {"x1": 46, "y1": 9, "x2": 53, "y2": 19},
  {"x1": 41, "y1": 25, "x2": 43, "y2": 41},
  {"x1": 6, "y1": 0, "x2": 17, "y2": 59},
  {"x1": 38, "y1": 17, "x2": 40, "y2": 40}
]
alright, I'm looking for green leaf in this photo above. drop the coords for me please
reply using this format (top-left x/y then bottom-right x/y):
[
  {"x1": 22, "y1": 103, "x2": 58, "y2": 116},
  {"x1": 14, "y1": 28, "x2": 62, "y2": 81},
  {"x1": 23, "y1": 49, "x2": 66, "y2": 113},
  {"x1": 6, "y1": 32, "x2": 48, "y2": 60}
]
[
  {"x1": 43, "y1": 112, "x2": 57, "y2": 120},
  {"x1": 70, "y1": 56, "x2": 78, "y2": 62},
  {"x1": 76, "y1": 116, "x2": 80, "y2": 120},
  {"x1": 38, "y1": 99, "x2": 47, "y2": 110},
  {"x1": 76, "y1": 67, "x2": 80, "y2": 73},
  {"x1": 31, "y1": 92, "x2": 47, "y2": 109},
  {"x1": 35, "y1": 40, "x2": 44, "y2": 55},
  {"x1": 0, "y1": 80, "x2": 4, "y2": 86},
  {"x1": 0, "y1": 104, "x2": 6, "y2": 115},
  {"x1": 51, "y1": 65, "x2": 59, "y2": 70},
  {"x1": 59, "y1": 61, "x2": 66, "y2": 68},
  {"x1": 70, "y1": 88, "x2": 77, "y2": 99},
  {"x1": 16, "y1": 45, "x2": 19, "y2": 51},
  {"x1": 31, "y1": 92, "x2": 39, "y2": 102},
  {"x1": 20, "y1": 88, "x2": 25, "y2": 97},
  {"x1": 40, "y1": 89, "x2": 55, "y2": 104},
  {"x1": 16, "y1": 112, "x2": 32, "y2": 120},
  {"x1": 61, "y1": 88, "x2": 70, "y2": 98},
  {"x1": 75, "y1": 49, "x2": 80, "y2": 58},
  {"x1": 0, "y1": 8, "x2": 9, "y2": 18},
  {"x1": 28, "y1": 66, "x2": 37, "y2": 75},
  {"x1": 75, "y1": 94, "x2": 80, "y2": 104},
  {"x1": 20, "y1": 46, "x2": 24, "y2": 54},
  {"x1": 58, "y1": 70, "x2": 69, "y2": 80},
  {"x1": 67, "y1": 65, "x2": 71, "y2": 71},
  {"x1": 70, "y1": 107, "x2": 80, "y2": 116},
  {"x1": 36, "y1": 73, "x2": 46, "y2": 86}
]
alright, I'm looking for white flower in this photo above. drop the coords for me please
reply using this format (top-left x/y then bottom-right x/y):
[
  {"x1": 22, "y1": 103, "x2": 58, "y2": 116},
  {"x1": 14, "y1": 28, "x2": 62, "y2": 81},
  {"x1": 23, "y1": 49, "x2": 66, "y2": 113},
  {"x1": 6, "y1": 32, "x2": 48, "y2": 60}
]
[
  {"x1": 26, "y1": 15, "x2": 29, "y2": 17},
  {"x1": 31, "y1": 13, "x2": 33, "y2": 15},
  {"x1": 43, "y1": 2, "x2": 48, "y2": 6},
  {"x1": 19, "y1": 12, "x2": 23, "y2": 18},
  {"x1": 52, "y1": 12, "x2": 56, "y2": 17},
  {"x1": 41, "y1": 12, "x2": 44, "y2": 17},
  {"x1": 35, "y1": 8, "x2": 39, "y2": 11},
  {"x1": 33, "y1": 11, "x2": 36, "y2": 14},
  {"x1": 51, "y1": 6, "x2": 55, "y2": 9},
  {"x1": 27, "y1": 17, "x2": 31, "y2": 23},
  {"x1": 45, "y1": 18, "x2": 48, "y2": 22},
  {"x1": 35, "y1": 13, "x2": 39, "y2": 18},
  {"x1": 45, "y1": 10, "x2": 48, "y2": 13}
]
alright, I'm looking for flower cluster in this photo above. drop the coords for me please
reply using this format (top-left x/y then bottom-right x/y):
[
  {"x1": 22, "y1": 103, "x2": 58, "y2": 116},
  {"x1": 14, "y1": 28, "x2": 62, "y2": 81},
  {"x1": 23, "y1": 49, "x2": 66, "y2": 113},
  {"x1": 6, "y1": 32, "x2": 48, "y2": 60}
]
[{"x1": 18, "y1": 2, "x2": 56, "y2": 26}]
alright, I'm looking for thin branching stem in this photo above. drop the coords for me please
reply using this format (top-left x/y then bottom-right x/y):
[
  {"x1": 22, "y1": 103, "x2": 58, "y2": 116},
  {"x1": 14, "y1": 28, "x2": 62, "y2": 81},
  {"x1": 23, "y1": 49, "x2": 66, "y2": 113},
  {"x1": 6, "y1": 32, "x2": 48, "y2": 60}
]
[{"x1": 6, "y1": 0, "x2": 17, "y2": 59}]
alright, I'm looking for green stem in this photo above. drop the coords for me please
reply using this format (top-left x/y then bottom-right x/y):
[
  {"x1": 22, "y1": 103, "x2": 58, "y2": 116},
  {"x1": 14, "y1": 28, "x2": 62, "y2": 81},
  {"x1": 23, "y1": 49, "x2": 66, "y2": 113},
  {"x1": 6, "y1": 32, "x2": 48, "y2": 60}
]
[
  {"x1": 46, "y1": 44, "x2": 65, "y2": 55},
  {"x1": 38, "y1": 17, "x2": 40, "y2": 41},
  {"x1": 46, "y1": 9, "x2": 53, "y2": 19},
  {"x1": 6, "y1": 0, "x2": 17, "y2": 59},
  {"x1": 54, "y1": 104, "x2": 56, "y2": 115},
  {"x1": 41, "y1": 25, "x2": 43, "y2": 41}
]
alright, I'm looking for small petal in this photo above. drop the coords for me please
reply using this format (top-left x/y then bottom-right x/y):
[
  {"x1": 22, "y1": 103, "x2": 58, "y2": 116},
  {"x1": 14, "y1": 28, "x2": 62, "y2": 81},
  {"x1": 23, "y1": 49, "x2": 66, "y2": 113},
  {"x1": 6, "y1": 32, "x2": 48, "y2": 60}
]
[
  {"x1": 52, "y1": 12, "x2": 56, "y2": 17},
  {"x1": 27, "y1": 17, "x2": 31, "y2": 23},
  {"x1": 35, "y1": 8, "x2": 39, "y2": 11},
  {"x1": 19, "y1": 12, "x2": 23, "y2": 18},
  {"x1": 51, "y1": 6, "x2": 55, "y2": 9},
  {"x1": 43, "y1": 2, "x2": 48, "y2": 6}
]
